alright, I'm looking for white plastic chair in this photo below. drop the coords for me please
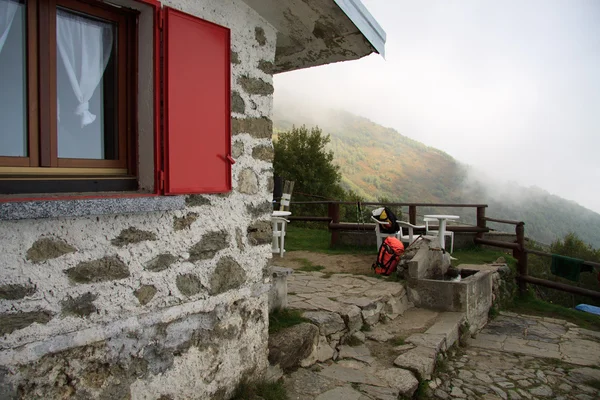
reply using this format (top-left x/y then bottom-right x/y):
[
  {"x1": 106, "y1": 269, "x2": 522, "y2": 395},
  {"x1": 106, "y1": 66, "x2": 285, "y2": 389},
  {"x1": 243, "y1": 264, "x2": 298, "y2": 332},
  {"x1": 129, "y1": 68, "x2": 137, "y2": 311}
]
[
  {"x1": 271, "y1": 217, "x2": 290, "y2": 257},
  {"x1": 397, "y1": 221, "x2": 425, "y2": 246},
  {"x1": 371, "y1": 216, "x2": 400, "y2": 249},
  {"x1": 424, "y1": 217, "x2": 454, "y2": 253}
]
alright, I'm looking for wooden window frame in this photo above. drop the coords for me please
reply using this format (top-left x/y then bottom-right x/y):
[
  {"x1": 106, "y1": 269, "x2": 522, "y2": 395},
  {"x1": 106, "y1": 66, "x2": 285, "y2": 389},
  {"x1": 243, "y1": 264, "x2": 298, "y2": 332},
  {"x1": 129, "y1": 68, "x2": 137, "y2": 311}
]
[{"x1": 0, "y1": 0, "x2": 138, "y2": 194}]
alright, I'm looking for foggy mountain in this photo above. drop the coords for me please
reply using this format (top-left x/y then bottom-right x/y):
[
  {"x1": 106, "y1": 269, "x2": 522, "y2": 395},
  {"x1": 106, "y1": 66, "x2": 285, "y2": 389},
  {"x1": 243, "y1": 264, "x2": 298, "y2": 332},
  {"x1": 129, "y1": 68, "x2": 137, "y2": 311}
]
[{"x1": 273, "y1": 99, "x2": 600, "y2": 248}]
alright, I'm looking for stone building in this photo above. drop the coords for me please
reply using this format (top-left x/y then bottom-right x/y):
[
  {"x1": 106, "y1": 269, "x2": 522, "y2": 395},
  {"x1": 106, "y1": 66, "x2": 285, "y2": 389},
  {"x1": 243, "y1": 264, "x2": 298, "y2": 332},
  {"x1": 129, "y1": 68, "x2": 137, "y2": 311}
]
[{"x1": 0, "y1": 0, "x2": 385, "y2": 398}]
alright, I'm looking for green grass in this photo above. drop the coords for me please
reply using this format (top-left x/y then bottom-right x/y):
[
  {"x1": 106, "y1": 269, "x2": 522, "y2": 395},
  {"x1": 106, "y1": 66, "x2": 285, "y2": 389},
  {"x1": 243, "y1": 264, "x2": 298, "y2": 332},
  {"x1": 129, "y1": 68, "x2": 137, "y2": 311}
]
[
  {"x1": 232, "y1": 379, "x2": 288, "y2": 400},
  {"x1": 434, "y1": 357, "x2": 450, "y2": 374},
  {"x1": 269, "y1": 309, "x2": 309, "y2": 334},
  {"x1": 414, "y1": 380, "x2": 430, "y2": 400},
  {"x1": 285, "y1": 225, "x2": 376, "y2": 255},
  {"x1": 507, "y1": 292, "x2": 600, "y2": 331},
  {"x1": 451, "y1": 246, "x2": 517, "y2": 269}
]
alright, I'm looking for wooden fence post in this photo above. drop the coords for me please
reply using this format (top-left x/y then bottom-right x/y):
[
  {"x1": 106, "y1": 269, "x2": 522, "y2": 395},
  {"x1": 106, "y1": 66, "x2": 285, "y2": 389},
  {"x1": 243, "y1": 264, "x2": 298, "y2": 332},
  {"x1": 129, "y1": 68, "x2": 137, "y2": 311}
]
[
  {"x1": 476, "y1": 206, "x2": 486, "y2": 239},
  {"x1": 328, "y1": 203, "x2": 340, "y2": 248},
  {"x1": 409, "y1": 205, "x2": 417, "y2": 225},
  {"x1": 515, "y1": 222, "x2": 527, "y2": 295}
]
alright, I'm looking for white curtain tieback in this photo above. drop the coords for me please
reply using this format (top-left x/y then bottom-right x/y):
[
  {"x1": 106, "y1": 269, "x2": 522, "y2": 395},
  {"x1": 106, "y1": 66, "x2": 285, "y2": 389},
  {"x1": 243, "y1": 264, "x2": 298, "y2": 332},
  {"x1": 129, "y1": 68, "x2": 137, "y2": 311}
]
[{"x1": 75, "y1": 101, "x2": 96, "y2": 127}]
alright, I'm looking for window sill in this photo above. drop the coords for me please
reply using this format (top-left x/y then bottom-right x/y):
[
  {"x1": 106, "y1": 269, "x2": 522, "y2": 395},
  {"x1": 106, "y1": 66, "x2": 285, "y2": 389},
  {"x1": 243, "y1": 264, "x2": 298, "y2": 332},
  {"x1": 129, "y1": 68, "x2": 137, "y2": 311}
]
[{"x1": 0, "y1": 192, "x2": 186, "y2": 221}]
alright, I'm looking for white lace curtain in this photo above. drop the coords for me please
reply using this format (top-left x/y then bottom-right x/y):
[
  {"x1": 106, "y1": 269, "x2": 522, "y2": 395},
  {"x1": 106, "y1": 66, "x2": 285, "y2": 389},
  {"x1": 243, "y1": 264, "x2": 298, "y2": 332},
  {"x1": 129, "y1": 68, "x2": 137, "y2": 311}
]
[
  {"x1": 0, "y1": 0, "x2": 18, "y2": 54},
  {"x1": 56, "y1": 9, "x2": 113, "y2": 127}
]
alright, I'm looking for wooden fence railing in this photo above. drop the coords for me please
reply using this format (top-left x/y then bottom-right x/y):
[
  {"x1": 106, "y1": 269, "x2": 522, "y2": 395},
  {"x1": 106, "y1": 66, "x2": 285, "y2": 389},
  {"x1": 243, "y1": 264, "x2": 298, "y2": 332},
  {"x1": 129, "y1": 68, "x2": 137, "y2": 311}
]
[
  {"x1": 475, "y1": 218, "x2": 600, "y2": 301},
  {"x1": 285, "y1": 200, "x2": 600, "y2": 301},
  {"x1": 284, "y1": 200, "x2": 488, "y2": 247}
]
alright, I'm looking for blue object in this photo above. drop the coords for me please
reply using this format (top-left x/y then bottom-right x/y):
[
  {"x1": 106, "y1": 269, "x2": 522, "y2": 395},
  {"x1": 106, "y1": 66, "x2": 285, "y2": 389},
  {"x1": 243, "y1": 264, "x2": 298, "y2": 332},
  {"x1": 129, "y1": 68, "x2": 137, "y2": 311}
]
[{"x1": 575, "y1": 304, "x2": 600, "y2": 316}]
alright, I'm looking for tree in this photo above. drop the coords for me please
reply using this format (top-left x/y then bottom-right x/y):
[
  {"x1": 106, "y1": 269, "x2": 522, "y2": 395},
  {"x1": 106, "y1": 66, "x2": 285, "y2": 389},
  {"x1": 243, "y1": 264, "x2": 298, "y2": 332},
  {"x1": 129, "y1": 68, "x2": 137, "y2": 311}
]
[{"x1": 274, "y1": 125, "x2": 344, "y2": 199}]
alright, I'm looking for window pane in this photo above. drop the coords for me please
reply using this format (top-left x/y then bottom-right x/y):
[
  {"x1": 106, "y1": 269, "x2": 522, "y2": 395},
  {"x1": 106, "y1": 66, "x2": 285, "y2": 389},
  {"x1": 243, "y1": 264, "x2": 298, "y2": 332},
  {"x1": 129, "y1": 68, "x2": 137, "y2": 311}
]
[
  {"x1": 56, "y1": 8, "x2": 117, "y2": 160},
  {"x1": 0, "y1": 0, "x2": 27, "y2": 157}
]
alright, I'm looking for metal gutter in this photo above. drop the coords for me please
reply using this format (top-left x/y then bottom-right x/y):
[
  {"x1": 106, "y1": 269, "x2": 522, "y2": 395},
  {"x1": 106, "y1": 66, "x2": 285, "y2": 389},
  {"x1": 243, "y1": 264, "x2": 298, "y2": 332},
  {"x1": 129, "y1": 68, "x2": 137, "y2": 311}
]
[{"x1": 334, "y1": 0, "x2": 386, "y2": 57}]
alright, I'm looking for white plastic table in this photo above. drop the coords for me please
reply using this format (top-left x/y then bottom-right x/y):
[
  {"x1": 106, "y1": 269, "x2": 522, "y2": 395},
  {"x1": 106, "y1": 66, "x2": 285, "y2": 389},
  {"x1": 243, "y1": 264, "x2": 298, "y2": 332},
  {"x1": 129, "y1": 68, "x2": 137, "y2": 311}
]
[
  {"x1": 272, "y1": 211, "x2": 291, "y2": 256},
  {"x1": 423, "y1": 214, "x2": 459, "y2": 250}
]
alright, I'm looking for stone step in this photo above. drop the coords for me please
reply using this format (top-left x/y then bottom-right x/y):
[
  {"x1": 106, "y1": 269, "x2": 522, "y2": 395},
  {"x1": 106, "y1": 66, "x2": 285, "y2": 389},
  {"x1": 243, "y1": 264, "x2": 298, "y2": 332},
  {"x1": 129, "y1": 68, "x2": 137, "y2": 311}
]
[
  {"x1": 394, "y1": 311, "x2": 466, "y2": 380},
  {"x1": 424, "y1": 311, "x2": 465, "y2": 349}
]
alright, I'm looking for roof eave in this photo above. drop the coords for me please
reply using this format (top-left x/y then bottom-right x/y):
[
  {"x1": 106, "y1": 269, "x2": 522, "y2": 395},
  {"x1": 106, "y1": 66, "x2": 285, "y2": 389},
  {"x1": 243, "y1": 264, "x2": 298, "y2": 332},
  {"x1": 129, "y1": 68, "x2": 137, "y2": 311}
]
[{"x1": 334, "y1": 0, "x2": 386, "y2": 57}]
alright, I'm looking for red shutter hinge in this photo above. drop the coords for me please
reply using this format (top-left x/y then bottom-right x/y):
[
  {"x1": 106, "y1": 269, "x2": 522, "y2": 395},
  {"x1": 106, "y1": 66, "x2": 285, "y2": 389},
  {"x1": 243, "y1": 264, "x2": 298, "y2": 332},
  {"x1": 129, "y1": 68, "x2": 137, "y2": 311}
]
[
  {"x1": 159, "y1": 8, "x2": 164, "y2": 30},
  {"x1": 226, "y1": 154, "x2": 236, "y2": 165},
  {"x1": 159, "y1": 170, "x2": 165, "y2": 191}
]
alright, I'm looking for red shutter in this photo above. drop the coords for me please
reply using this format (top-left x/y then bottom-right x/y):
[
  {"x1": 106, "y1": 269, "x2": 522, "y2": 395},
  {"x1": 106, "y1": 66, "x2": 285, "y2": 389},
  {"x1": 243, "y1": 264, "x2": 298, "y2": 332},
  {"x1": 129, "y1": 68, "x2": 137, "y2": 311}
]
[{"x1": 163, "y1": 7, "x2": 232, "y2": 194}]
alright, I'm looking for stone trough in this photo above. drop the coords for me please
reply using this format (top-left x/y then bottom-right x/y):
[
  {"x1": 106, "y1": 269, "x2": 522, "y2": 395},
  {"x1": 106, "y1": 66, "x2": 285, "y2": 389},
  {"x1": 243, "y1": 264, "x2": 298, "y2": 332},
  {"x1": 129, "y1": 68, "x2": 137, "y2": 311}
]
[
  {"x1": 402, "y1": 237, "x2": 495, "y2": 333},
  {"x1": 407, "y1": 268, "x2": 494, "y2": 333}
]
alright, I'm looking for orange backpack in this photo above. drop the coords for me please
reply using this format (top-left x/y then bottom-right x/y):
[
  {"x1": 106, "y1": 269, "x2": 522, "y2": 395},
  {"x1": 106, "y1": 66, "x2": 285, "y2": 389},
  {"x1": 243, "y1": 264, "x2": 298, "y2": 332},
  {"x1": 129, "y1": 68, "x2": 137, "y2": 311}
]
[{"x1": 372, "y1": 236, "x2": 405, "y2": 276}]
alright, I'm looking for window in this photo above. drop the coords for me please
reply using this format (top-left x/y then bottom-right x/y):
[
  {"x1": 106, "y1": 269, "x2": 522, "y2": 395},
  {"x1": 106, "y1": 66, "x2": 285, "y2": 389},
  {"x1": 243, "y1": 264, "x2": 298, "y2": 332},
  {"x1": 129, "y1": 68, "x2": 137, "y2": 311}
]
[
  {"x1": 0, "y1": 0, "x2": 137, "y2": 194},
  {"x1": 0, "y1": 0, "x2": 233, "y2": 198}
]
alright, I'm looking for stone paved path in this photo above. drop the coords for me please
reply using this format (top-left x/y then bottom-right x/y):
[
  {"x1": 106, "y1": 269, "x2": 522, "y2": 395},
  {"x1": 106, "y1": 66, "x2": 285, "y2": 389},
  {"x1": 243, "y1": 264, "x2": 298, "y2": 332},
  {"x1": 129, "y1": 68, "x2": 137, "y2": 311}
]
[
  {"x1": 426, "y1": 347, "x2": 600, "y2": 399},
  {"x1": 278, "y1": 272, "x2": 465, "y2": 399},
  {"x1": 276, "y1": 271, "x2": 600, "y2": 400},
  {"x1": 287, "y1": 272, "x2": 412, "y2": 323},
  {"x1": 470, "y1": 311, "x2": 600, "y2": 366}
]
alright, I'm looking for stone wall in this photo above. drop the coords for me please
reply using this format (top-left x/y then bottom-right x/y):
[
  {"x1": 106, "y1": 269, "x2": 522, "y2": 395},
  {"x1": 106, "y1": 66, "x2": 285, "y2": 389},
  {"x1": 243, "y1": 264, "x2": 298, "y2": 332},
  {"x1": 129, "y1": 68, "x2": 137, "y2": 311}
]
[{"x1": 0, "y1": 1, "x2": 277, "y2": 398}]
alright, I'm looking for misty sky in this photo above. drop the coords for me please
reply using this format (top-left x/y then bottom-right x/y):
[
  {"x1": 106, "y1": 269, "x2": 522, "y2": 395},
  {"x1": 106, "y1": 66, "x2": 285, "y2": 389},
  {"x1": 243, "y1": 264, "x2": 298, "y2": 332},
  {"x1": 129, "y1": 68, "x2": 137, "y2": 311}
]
[{"x1": 274, "y1": 0, "x2": 600, "y2": 214}]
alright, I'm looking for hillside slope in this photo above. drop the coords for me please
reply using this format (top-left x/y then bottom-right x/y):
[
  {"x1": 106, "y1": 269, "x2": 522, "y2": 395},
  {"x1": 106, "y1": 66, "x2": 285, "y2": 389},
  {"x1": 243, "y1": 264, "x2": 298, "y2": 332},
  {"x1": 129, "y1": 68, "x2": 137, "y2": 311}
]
[{"x1": 274, "y1": 104, "x2": 600, "y2": 248}]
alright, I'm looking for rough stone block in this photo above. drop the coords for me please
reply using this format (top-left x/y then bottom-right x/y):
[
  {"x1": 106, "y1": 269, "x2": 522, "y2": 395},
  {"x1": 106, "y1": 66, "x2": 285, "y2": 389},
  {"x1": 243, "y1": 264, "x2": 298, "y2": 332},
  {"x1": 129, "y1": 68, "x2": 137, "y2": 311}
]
[
  {"x1": 377, "y1": 368, "x2": 419, "y2": 398},
  {"x1": 61, "y1": 292, "x2": 98, "y2": 317},
  {"x1": 231, "y1": 90, "x2": 245, "y2": 113},
  {"x1": 209, "y1": 257, "x2": 246, "y2": 295},
  {"x1": 246, "y1": 201, "x2": 272, "y2": 217},
  {"x1": 176, "y1": 274, "x2": 205, "y2": 297},
  {"x1": 238, "y1": 168, "x2": 259, "y2": 194},
  {"x1": 361, "y1": 302, "x2": 384, "y2": 326},
  {"x1": 145, "y1": 253, "x2": 177, "y2": 272},
  {"x1": 268, "y1": 322, "x2": 319, "y2": 371},
  {"x1": 230, "y1": 50, "x2": 240, "y2": 64},
  {"x1": 0, "y1": 284, "x2": 36, "y2": 300},
  {"x1": 252, "y1": 144, "x2": 274, "y2": 161},
  {"x1": 302, "y1": 311, "x2": 345, "y2": 336},
  {"x1": 134, "y1": 285, "x2": 157, "y2": 306},
  {"x1": 189, "y1": 231, "x2": 229, "y2": 261},
  {"x1": 255, "y1": 26, "x2": 266, "y2": 45},
  {"x1": 66, "y1": 256, "x2": 129, "y2": 284},
  {"x1": 26, "y1": 237, "x2": 76, "y2": 263},
  {"x1": 238, "y1": 75, "x2": 273, "y2": 96},
  {"x1": 425, "y1": 312, "x2": 465, "y2": 349},
  {"x1": 300, "y1": 335, "x2": 334, "y2": 367},
  {"x1": 338, "y1": 345, "x2": 375, "y2": 365},
  {"x1": 384, "y1": 294, "x2": 410, "y2": 317},
  {"x1": 247, "y1": 220, "x2": 272, "y2": 245},
  {"x1": 393, "y1": 346, "x2": 437, "y2": 380},
  {"x1": 231, "y1": 117, "x2": 272, "y2": 138},
  {"x1": 111, "y1": 227, "x2": 157, "y2": 247},
  {"x1": 232, "y1": 141, "x2": 244, "y2": 158},
  {"x1": 405, "y1": 333, "x2": 446, "y2": 352},
  {"x1": 0, "y1": 310, "x2": 53, "y2": 335},
  {"x1": 340, "y1": 305, "x2": 362, "y2": 333},
  {"x1": 258, "y1": 60, "x2": 274, "y2": 74}
]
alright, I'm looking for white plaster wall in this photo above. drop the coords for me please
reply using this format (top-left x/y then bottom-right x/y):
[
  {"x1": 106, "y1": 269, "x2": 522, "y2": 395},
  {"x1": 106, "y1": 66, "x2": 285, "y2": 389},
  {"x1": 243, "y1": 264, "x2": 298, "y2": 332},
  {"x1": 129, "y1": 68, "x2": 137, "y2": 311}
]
[{"x1": 0, "y1": 0, "x2": 277, "y2": 398}]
